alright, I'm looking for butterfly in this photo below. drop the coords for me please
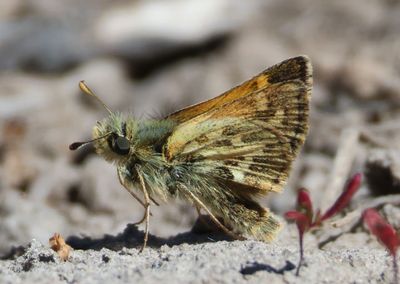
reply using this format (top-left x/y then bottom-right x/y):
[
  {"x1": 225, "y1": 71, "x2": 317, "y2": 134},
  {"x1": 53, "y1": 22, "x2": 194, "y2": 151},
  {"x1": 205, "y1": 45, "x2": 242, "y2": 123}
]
[{"x1": 70, "y1": 56, "x2": 312, "y2": 251}]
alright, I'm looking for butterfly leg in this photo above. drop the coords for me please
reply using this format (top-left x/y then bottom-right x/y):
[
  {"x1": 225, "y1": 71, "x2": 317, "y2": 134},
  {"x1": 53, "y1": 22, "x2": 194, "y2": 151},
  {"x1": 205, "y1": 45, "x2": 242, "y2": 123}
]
[
  {"x1": 195, "y1": 205, "x2": 202, "y2": 216},
  {"x1": 132, "y1": 210, "x2": 147, "y2": 226},
  {"x1": 117, "y1": 167, "x2": 154, "y2": 223},
  {"x1": 195, "y1": 206, "x2": 217, "y2": 227},
  {"x1": 118, "y1": 167, "x2": 146, "y2": 207},
  {"x1": 150, "y1": 196, "x2": 160, "y2": 206},
  {"x1": 132, "y1": 196, "x2": 159, "y2": 226},
  {"x1": 194, "y1": 205, "x2": 210, "y2": 227},
  {"x1": 135, "y1": 166, "x2": 151, "y2": 252},
  {"x1": 183, "y1": 188, "x2": 245, "y2": 240}
]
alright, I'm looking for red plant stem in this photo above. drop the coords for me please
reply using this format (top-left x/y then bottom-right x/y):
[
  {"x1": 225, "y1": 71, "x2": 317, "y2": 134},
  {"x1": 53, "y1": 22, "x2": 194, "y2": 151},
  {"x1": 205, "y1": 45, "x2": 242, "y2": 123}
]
[
  {"x1": 393, "y1": 253, "x2": 398, "y2": 284},
  {"x1": 296, "y1": 226, "x2": 304, "y2": 276}
]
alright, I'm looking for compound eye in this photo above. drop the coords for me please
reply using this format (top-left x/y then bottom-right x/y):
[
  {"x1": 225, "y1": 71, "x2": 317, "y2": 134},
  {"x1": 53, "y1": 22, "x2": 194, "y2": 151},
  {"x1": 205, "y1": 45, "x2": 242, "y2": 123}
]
[{"x1": 113, "y1": 136, "x2": 130, "y2": 155}]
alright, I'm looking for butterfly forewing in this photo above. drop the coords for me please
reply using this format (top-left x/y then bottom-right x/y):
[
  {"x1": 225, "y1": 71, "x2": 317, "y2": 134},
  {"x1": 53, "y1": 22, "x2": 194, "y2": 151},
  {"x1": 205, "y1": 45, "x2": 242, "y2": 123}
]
[
  {"x1": 167, "y1": 56, "x2": 311, "y2": 123},
  {"x1": 164, "y1": 56, "x2": 312, "y2": 194}
]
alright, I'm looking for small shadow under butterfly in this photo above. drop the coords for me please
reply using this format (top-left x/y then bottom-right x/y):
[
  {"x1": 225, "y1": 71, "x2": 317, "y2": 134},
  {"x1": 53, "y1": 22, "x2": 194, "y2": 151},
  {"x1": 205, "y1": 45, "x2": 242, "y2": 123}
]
[
  {"x1": 240, "y1": 261, "x2": 296, "y2": 276},
  {"x1": 0, "y1": 216, "x2": 231, "y2": 260},
  {"x1": 66, "y1": 215, "x2": 233, "y2": 251}
]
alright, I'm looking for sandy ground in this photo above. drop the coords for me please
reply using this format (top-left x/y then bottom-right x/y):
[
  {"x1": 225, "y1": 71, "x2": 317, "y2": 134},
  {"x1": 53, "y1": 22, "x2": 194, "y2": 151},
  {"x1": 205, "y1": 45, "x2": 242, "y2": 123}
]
[
  {"x1": 0, "y1": 225, "x2": 395, "y2": 284},
  {"x1": 1, "y1": 0, "x2": 400, "y2": 283}
]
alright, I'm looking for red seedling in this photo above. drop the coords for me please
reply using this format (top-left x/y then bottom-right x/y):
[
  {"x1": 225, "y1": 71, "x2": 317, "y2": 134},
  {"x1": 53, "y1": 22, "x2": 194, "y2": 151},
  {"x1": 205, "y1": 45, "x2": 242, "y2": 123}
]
[
  {"x1": 285, "y1": 173, "x2": 362, "y2": 276},
  {"x1": 363, "y1": 208, "x2": 399, "y2": 284},
  {"x1": 318, "y1": 173, "x2": 362, "y2": 223}
]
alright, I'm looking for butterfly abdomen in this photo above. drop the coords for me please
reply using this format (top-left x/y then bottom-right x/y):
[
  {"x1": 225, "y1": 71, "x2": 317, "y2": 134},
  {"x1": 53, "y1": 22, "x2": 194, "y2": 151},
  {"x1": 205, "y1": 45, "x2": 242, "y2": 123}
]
[
  {"x1": 171, "y1": 169, "x2": 282, "y2": 240},
  {"x1": 203, "y1": 187, "x2": 282, "y2": 241},
  {"x1": 229, "y1": 202, "x2": 282, "y2": 241}
]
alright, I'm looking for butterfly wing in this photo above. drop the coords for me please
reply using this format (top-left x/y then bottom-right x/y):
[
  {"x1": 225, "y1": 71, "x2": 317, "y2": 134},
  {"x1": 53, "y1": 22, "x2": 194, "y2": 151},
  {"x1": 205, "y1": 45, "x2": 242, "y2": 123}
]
[
  {"x1": 164, "y1": 56, "x2": 312, "y2": 193},
  {"x1": 167, "y1": 56, "x2": 311, "y2": 123}
]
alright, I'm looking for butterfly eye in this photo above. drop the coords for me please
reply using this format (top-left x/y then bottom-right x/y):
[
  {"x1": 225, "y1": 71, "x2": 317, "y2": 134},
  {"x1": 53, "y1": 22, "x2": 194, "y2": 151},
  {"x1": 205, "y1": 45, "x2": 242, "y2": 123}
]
[{"x1": 109, "y1": 135, "x2": 130, "y2": 155}]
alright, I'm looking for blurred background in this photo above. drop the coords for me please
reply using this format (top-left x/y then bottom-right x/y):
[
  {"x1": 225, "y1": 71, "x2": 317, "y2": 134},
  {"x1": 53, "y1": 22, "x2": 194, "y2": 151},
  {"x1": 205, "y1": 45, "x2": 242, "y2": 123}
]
[{"x1": 1, "y1": 0, "x2": 399, "y2": 255}]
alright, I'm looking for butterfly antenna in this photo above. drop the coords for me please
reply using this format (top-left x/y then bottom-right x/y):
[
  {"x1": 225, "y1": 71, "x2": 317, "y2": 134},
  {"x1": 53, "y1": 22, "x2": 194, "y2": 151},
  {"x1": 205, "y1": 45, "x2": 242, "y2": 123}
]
[
  {"x1": 79, "y1": 81, "x2": 113, "y2": 115},
  {"x1": 69, "y1": 132, "x2": 112, "y2": 151}
]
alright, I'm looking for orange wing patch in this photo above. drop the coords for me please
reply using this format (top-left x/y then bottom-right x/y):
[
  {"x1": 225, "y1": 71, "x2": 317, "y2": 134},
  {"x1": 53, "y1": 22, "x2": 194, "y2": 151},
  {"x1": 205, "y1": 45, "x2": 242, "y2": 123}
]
[{"x1": 166, "y1": 56, "x2": 311, "y2": 123}]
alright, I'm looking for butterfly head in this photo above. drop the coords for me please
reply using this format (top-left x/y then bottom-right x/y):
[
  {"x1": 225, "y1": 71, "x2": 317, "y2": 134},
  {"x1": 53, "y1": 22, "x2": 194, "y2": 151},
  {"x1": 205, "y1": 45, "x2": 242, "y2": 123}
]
[
  {"x1": 91, "y1": 113, "x2": 137, "y2": 163},
  {"x1": 69, "y1": 81, "x2": 136, "y2": 164}
]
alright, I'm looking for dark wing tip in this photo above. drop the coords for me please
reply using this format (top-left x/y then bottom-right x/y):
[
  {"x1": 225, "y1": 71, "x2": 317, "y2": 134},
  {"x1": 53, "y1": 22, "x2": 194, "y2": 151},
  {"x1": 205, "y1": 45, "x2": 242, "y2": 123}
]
[{"x1": 266, "y1": 55, "x2": 313, "y2": 91}]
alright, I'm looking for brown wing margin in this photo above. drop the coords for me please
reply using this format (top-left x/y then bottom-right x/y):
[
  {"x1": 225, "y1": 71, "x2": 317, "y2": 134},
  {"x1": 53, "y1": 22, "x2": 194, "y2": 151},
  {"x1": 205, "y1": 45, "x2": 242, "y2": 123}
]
[{"x1": 166, "y1": 56, "x2": 312, "y2": 123}]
